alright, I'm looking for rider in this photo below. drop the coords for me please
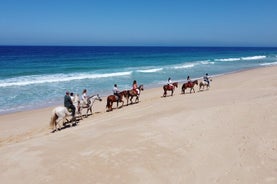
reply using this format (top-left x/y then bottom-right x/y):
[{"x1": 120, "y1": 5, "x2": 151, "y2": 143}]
[
  {"x1": 133, "y1": 80, "x2": 139, "y2": 95},
  {"x1": 113, "y1": 84, "x2": 121, "y2": 101},
  {"x1": 167, "y1": 77, "x2": 173, "y2": 87},
  {"x1": 187, "y1": 75, "x2": 192, "y2": 85},
  {"x1": 64, "y1": 91, "x2": 75, "y2": 118},
  {"x1": 70, "y1": 92, "x2": 74, "y2": 101},
  {"x1": 82, "y1": 89, "x2": 88, "y2": 104},
  {"x1": 203, "y1": 73, "x2": 210, "y2": 86}
]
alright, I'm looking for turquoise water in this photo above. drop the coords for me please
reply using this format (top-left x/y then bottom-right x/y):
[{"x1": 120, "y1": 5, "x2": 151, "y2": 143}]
[{"x1": 0, "y1": 46, "x2": 277, "y2": 114}]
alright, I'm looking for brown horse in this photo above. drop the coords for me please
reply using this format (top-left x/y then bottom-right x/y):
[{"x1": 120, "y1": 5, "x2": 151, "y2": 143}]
[
  {"x1": 106, "y1": 90, "x2": 128, "y2": 112},
  {"x1": 182, "y1": 80, "x2": 198, "y2": 94},
  {"x1": 163, "y1": 82, "x2": 178, "y2": 97},
  {"x1": 127, "y1": 84, "x2": 144, "y2": 105}
]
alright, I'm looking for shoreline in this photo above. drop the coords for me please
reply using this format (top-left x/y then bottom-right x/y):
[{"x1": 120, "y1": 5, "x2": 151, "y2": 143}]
[{"x1": 1, "y1": 65, "x2": 275, "y2": 116}]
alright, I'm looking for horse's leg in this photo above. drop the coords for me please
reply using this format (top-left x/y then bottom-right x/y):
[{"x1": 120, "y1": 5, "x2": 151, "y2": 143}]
[
  {"x1": 86, "y1": 107, "x2": 89, "y2": 117},
  {"x1": 56, "y1": 117, "x2": 63, "y2": 131},
  {"x1": 120, "y1": 100, "x2": 124, "y2": 108}
]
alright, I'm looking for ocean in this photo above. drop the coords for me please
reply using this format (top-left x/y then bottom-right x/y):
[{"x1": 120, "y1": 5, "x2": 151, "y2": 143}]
[{"x1": 1, "y1": 46, "x2": 277, "y2": 114}]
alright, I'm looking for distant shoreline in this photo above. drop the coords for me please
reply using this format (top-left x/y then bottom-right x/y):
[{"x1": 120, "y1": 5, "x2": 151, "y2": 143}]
[{"x1": 1, "y1": 64, "x2": 275, "y2": 116}]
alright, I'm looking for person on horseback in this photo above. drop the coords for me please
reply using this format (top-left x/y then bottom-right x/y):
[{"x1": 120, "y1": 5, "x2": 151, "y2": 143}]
[
  {"x1": 167, "y1": 77, "x2": 173, "y2": 87},
  {"x1": 133, "y1": 80, "x2": 139, "y2": 95},
  {"x1": 70, "y1": 92, "x2": 74, "y2": 101},
  {"x1": 204, "y1": 73, "x2": 210, "y2": 86},
  {"x1": 187, "y1": 76, "x2": 192, "y2": 85},
  {"x1": 113, "y1": 84, "x2": 121, "y2": 101},
  {"x1": 64, "y1": 91, "x2": 75, "y2": 118},
  {"x1": 82, "y1": 89, "x2": 88, "y2": 103}
]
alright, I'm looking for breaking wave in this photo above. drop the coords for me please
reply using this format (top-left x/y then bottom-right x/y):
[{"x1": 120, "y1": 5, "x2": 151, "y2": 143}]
[{"x1": 0, "y1": 71, "x2": 132, "y2": 87}]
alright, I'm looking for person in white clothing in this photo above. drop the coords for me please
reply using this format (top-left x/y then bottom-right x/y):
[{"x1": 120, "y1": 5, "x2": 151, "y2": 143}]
[{"x1": 167, "y1": 77, "x2": 173, "y2": 87}]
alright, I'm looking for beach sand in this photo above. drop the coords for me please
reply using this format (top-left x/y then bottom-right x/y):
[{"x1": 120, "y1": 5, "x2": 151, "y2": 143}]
[{"x1": 0, "y1": 66, "x2": 277, "y2": 184}]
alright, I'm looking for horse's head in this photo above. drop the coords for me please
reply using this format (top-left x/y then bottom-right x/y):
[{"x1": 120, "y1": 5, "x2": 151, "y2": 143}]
[
  {"x1": 173, "y1": 82, "x2": 178, "y2": 88},
  {"x1": 120, "y1": 90, "x2": 128, "y2": 98},
  {"x1": 95, "y1": 94, "x2": 102, "y2": 101},
  {"x1": 139, "y1": 85, "x2": 144, "y2": 91},
  {"x1": 88, "y1": 94, "x2": 102, "y2": 104},
  {"x1": 194, "y1": 80, "x2": 198, "y2": 85}
]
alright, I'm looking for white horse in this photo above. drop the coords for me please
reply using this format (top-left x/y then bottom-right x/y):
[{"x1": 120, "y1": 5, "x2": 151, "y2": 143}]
[
  {"x1": 199, "y1": 79, "x2": 212, "y2": 91},
  {"x1": 72, "y1": 94, "x2": 83, "y2": 119},
  {"x1": 49, "y1": 106, "x2": 75, "y2": 132},
  {"x1": 79, "y1": 94, "x2": 102, "y2": 117}
]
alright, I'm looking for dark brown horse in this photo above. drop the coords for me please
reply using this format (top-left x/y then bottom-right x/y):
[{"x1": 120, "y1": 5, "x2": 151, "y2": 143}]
[
  {"x1": 163, "y1": 82, "x2": 178, "y2": 97},
  {"x1": 127, "y1": 85, "x2": 144, "y2": 105},
  {"x1": 106, "y1": 90, "x2": 128, "y2": 111},
  {"x1": 182, "y1": 80, "x2": 198, "y2": 94}
]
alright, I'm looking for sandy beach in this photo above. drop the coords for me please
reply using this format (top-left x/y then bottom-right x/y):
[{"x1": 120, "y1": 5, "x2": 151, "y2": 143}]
[{"x1": 0, "y1": 66, "x2": 277, "y2": 183}]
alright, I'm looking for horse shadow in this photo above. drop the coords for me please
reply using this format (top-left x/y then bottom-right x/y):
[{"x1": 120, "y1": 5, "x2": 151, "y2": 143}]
[{"x1": 51, "y1": 119, "x2": 79, "y2": 133}]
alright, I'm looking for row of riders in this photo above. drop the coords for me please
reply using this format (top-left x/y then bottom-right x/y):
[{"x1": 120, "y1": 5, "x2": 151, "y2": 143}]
[
  {"x1": 50, "y1": 81, "x2": 144, "y2": 132},
  {"x1": 163, "y1": 73, "x2": 211, "y2": 97},
  {"x1": 50, "y1": 74, "x2": 210, "y2": 132}
]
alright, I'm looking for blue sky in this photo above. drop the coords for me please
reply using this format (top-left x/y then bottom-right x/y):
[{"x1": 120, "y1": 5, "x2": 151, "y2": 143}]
[{"x1": 1, "y1": 0, "x2": 277, "y2": 46}]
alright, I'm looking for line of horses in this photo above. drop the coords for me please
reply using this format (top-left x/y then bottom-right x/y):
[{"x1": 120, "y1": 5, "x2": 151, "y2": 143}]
[
  {"x1": 50, "y1": 79, "x2": 209, "y2": 133},
  {"x1": 50, "y1": 85, "x2": 144, "y2": 132},
  {"x1": 50, "y1": 94, "x2": 102, "y2": 132},
  {"x1": 106, "y1": 84, "x2": 144, "y2": 112},
  {"x1": 163, "y1": 79, "x2": 210, "y2": 97}
]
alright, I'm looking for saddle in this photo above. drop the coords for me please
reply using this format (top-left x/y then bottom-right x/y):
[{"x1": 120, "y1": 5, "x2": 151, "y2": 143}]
[
  {"x1": 187, "y1": 82, "x2": 193, "y2": 87},
  {"x1": 114, "y1": 94, "x2": 121, "y2": 101},
  {"x1": 133, "y1": 89, "x2": 138, "y2": 95}
]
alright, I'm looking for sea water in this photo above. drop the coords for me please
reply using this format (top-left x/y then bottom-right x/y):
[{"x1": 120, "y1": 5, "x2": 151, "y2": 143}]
[{"x1": 1, "y1": 46, "x2": 277, "y2": 114}]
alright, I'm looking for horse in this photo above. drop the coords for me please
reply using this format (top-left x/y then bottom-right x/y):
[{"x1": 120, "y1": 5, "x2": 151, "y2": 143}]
[
  {"x1": 163, "y1": 82, "x2": 178, "y2": 97},
  {"x1": 49, "y1": 106, "x2": 76, "y2": 132},
  {"x1": 72, "y1": 94, "x2": 83, "y2": 119},
  {"x1": 199, "y1": 80, "x2": 209, "y2": 91},
  {"x1": 106, "y1": 90, "x2": 128, "y2": 112},
  {"x1": 79, "y1": 94, "x2": 102, "y2": 117},
  {"x1": 182, "y1": 80, "x2": 198, "y2": 94},
  {"x1": 127, "y1": 84, "x2": 144, "y2": 105}
]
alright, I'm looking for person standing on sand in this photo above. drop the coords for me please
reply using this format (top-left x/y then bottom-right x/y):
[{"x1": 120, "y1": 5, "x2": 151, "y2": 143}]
[{"x1": 64, "y1": 91, "x2": 75, "y2": 118}]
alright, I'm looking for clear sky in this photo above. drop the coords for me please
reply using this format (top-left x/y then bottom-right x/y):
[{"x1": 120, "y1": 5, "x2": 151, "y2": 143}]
[{"x1": 1, "y1": 0, "x2": 277, "y2": 46}]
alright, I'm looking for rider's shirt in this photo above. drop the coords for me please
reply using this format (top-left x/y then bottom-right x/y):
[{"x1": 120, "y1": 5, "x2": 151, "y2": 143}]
[
  {"x1": 82, "y1": 93, "x2": 87, "y2": 103},
  {"x1": 113, "y1": 87, "x2": 120, "y2": 94}
]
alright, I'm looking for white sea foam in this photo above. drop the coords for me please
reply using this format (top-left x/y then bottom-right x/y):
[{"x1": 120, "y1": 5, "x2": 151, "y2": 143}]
[
  {"x1": 136, "y1": 68, "x2": 163, "y2": 73},
  {"x1": 215, "y1": 58, "x2": 241, "y2": 62},
  {"x1": 259, "y1": 61, "x2": 277, "y2": 66},
  {"x1": 0, "y1": 71, "x2": 132, "y2": 87},
  {"x1": 199, "y1": 60, "x2": 214, "y2": 65},
  {"x1": 215, "y1": 55, "x2": 267, "y2": 62},
  {"x1": 173, "y1": 64, "x2": 195, "y2": 69},
  {"x1": 241, "y1": 55, "x2": 266, "y2": 60}
]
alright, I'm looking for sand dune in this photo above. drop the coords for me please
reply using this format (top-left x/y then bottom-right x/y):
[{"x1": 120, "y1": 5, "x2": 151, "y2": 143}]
[{"x1": 0, "y1": 66, "x2": 277, "y2": 184}]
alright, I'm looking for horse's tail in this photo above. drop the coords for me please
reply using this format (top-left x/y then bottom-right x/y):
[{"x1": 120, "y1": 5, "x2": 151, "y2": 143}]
[
  {"x1": 181, "y1": 84, "x2": 185, "y2": 93},
  {"x1": 49, "y1": 110, "x2": 58, "y2": 129},
  {"x1": 106, "y1": 97, "x2": 110, "y2": 108}
]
